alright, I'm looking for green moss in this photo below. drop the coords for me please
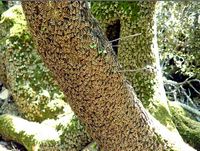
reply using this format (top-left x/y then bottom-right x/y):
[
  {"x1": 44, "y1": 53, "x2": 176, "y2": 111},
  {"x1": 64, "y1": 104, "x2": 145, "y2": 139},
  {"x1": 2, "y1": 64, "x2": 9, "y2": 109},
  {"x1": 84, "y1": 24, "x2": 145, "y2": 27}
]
[
  {"x1": 82, "y1": 142, "x2": 99, "y2": 151},
  {"x1": 56, "y1": 117, "x2": 91, "y2": 150},
  {"x1": 169, "y1": 102, "x2": 200, "y2": 150},
  {"x1": 149, "y1": 101, "x2": 176, "y2": 131},
  {"x1": 0, "y1": 110, "x2": 92, "y2": 151},
  {"x1": 0, "y1": 5, "x2": 68, "y2": 122},
  {"x1": 92, "y1": 2, "x2": 176, "y2": 132},
  {"x1": 0, "y1": 1, "x2": 7, "y2": 17},
  {"x1": 1, "y1": 5, "x2": 26, "y2": 36},
  {"x1": 0, "y1": 114, "x2": 60, "y2": 151},
  {"x1": 91, "y1": 2, "x2": 139, "y2": 21}
]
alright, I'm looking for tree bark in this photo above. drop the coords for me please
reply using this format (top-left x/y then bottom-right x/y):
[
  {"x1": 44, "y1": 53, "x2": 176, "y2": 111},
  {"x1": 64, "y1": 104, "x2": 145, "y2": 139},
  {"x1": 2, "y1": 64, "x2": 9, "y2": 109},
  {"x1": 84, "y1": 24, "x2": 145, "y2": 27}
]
[{"x1": 21, "y1": 1, "x2": 195, "y2": 151}]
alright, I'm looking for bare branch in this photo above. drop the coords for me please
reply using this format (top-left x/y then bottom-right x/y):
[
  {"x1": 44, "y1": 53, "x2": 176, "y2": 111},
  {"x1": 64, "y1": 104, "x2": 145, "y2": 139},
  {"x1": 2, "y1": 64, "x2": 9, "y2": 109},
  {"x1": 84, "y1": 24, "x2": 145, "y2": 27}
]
[
  {"x1": 188, "y1": 83, "x2": 200, "y2": 95},
  {"x1": 180, "y1": 85, "x2": 197, "y2": 108},
  {"x1": 109, "y1": 33, "x2": 141, "y2": 43},
  {"x1": 164, "y1": 78, "x2": 200, "y2": 109},
  {"x1": 177, "y1": 101, "x2": 200, "y2": 117}
]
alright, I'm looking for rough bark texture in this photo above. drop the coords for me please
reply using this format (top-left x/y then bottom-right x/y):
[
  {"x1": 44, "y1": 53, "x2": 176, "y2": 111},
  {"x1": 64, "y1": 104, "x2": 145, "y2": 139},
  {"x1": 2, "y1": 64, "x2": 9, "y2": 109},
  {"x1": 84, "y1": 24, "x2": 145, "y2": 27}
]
[
  {"x1": 21, "y1": 1, "x2": 194, "y2": 151},
  {"x1": 0, "y1": 5, "x2": 92, "y2": 151},
  {"x1": 91, "y1": 2, "x2": 175, "y2": 130}
]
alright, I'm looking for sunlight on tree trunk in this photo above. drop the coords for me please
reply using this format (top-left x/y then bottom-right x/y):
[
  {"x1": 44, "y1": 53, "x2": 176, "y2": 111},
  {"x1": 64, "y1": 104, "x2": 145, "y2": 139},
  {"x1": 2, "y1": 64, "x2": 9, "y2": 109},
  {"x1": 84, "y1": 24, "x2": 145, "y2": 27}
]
[{"x1": 21, "y1": 1, "x2": 195, "y2": 151}]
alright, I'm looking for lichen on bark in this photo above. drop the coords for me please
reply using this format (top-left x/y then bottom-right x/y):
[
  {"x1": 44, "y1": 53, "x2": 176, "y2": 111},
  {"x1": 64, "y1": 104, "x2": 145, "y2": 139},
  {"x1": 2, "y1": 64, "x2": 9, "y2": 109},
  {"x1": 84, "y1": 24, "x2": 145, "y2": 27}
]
[
  {"x1": 0, "y1": 5, "x2": 92, "y2": 151},
  {"x1": 91, "y1": 1, "x2": 176, "y2": 131},
  {"x1": 0, "y1": 111, "x2": 92, "y2": 151},
  {"x1": 0, "y1": 114, "x2": 60, "y2": 151},
  {"x1": 169, "y1": 102, "x2": 200, "y2": 150},
  {"x1": 0, "y1": 5, "x2": 68, "y2": 122}
]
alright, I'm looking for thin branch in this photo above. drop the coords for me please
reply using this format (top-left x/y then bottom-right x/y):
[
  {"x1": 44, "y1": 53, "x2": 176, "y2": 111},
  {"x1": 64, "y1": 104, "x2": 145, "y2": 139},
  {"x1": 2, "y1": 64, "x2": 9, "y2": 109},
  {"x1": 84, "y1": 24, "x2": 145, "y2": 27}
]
[
  {"x1": 177, "y1": 101, "x2": 200, "y2": 117},
  {"x1": 117, "y1": 66, "x2": 158, "y2": 73},
  {"x1": 180, "y1": 86, "x2": 197, "y2": 108},
  {"x1": 164, "y1": 78, "x2": 200, "y2": 109},
  {"x1": 112, "y1": 45, "x2": 120, "y2": 47},
  {"x1": 188, "y1": 83, "x2": 200, "y2": 95},
  {"x1": 188, "y1": 79, "x2": 200, "y2": 83},
  {"x1": 109, "y1": 33, "x2": 141, "y2": 43}
]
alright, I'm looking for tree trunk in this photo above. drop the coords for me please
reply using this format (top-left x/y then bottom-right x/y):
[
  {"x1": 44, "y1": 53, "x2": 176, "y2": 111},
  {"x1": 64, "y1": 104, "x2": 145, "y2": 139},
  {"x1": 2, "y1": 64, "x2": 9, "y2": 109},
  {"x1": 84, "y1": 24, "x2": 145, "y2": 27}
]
[
  {"x1": 91, "y1": 2, "x2": 175, "y2": 130},
  {"x1": 21, "y1": 1, "x2": 195, "y2": 151}
]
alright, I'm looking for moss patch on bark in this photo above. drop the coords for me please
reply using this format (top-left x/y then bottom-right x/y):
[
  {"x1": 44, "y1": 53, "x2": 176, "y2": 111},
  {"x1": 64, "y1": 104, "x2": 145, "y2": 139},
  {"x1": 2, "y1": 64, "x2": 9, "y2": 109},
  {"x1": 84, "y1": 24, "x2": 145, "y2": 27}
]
[
  {"x1": 0, "y1": 109, "x2": 92, "y2": 151},
  {"x1": 169, "y1": 102, "x2": 200, "y2": 150},
  {"x1": 0, "y1": 5, "x2": 67, "y2": 122}
]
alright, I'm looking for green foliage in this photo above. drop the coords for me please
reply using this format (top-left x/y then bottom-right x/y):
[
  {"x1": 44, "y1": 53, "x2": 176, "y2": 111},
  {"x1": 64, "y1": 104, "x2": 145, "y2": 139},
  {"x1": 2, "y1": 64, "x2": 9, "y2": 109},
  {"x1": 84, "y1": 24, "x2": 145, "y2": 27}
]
[
  {"x1": 91, "y1": 2, "x2": 139, "y2": 23},
  {"x1": 157, "y1": 2, "x2": 200, "y2": 79}
]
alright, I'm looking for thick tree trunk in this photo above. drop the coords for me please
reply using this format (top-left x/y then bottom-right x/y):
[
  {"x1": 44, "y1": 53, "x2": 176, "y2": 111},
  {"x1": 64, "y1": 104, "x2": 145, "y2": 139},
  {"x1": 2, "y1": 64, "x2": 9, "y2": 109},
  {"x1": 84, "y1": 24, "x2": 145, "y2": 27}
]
[{"x1": 21, "y1": 1, "x2": 195, "y2": 151}]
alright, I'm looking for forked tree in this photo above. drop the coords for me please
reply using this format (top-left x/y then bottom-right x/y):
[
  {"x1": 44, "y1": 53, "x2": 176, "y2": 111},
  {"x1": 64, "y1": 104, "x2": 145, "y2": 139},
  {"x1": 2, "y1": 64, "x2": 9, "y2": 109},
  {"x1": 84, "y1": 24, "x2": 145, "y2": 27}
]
[{"x1": 22, "y1": 1, "x2": 195, "y2": 151}]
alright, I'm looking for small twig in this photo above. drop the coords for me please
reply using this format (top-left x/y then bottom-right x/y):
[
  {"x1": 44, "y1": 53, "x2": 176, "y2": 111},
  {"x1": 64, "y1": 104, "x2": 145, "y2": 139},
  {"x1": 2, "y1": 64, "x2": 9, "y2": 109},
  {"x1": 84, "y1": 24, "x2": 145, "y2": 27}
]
[
  {"x1": 188, "y1": 79, "x2": 200, "y2": 83},
  {"x1": 164, "y1": 78, "x2": 200, "y2": 109},
  {"x1": 109, "y1": 33, "x2": 141, "y2": 43},
  {"x1": 180, "y1": 86, "x2": 197, "y2": 108},
  {"x1": 117, "y1": 65, "x2": 157, "y2": 73},
  {"x1": 173, "y1": 91, "x2": 177, "y2": 102},
  {"x1": 164, "y1": 79, "x2": 178, "y2": 85},
  {"x1": 112, "y1": 45, "x2": 120, "y2": 47},
  {"x1": 188, "y1": 83, "x2": 200, "y2": 95},
  {"x1": 11, "y1": 142, "x2": 19, "y2": 151},
  {"x1": 103, "y1": 33, "x2": 142, "y2": 55},
  {"x1": 0, "y1": 99, "x2": 8, "y2": 111}
]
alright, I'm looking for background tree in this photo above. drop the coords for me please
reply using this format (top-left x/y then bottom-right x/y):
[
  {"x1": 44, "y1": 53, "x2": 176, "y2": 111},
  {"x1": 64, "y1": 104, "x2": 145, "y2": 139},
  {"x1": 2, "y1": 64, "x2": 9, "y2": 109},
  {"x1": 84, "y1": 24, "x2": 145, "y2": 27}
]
[
  {"x1": 91, "y1": 1, "x2": 176, "y2": 130},
  {"x1": 92, "y1": 2, "x2": 200, "y2": 150},
  {"x1": 156, "y1": 2, "x2": 200, "y2": 149}
]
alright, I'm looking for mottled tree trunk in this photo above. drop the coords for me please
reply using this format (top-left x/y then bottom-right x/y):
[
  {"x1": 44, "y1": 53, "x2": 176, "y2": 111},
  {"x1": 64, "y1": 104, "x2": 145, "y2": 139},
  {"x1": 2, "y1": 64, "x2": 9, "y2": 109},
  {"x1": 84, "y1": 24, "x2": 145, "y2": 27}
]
[{"x1": 21, "y1": 1, "x2": 194, "y2": 151}]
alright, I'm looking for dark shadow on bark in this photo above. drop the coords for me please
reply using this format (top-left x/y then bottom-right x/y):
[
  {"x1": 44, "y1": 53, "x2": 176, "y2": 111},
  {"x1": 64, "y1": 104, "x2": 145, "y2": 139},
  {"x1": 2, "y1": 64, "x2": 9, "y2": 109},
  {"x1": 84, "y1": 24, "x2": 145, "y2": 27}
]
[{"x1": 105, "y1": 19, "x2": 120, "y2": 56}]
